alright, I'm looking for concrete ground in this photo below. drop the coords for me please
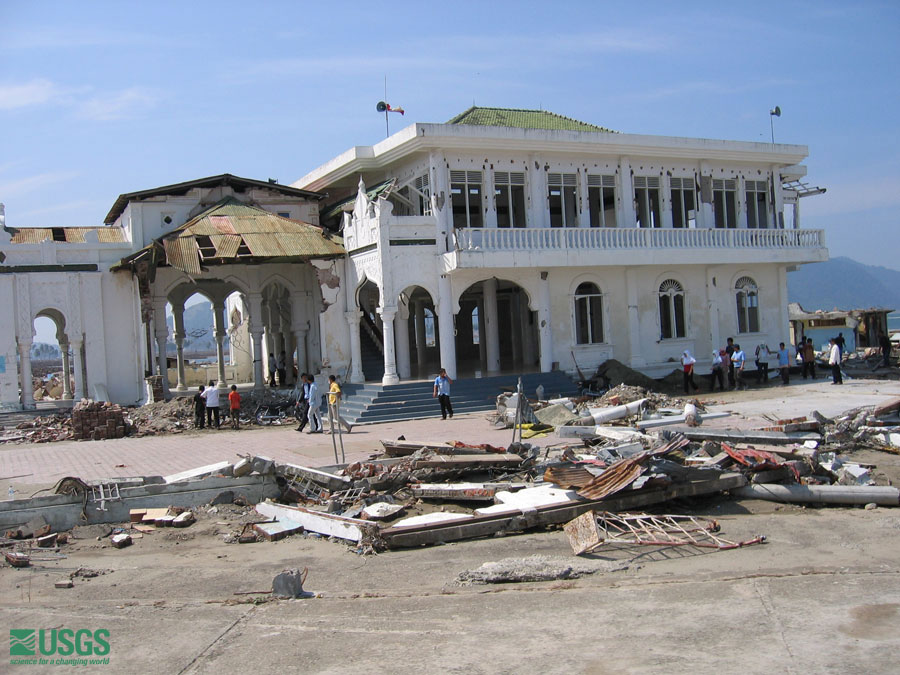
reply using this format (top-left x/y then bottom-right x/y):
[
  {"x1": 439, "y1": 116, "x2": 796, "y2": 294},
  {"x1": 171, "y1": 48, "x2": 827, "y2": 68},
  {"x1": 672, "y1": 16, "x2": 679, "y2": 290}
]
[{"x1": 2, "y1": 378, "x2": 900, "y2": 673}]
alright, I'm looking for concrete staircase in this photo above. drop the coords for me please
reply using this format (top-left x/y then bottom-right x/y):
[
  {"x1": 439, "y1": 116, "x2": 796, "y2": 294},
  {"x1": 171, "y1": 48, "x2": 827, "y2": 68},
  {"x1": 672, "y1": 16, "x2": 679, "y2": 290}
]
[{"x1": 339, "y1": 371, "x2": 580, "y2": 425}]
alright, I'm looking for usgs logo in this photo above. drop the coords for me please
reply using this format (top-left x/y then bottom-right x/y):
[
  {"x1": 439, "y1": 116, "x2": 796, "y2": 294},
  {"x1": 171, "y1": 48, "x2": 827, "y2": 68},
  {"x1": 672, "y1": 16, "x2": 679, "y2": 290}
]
[{"x1": 10, "y1": 628, "x2": 110, "y2": 656}]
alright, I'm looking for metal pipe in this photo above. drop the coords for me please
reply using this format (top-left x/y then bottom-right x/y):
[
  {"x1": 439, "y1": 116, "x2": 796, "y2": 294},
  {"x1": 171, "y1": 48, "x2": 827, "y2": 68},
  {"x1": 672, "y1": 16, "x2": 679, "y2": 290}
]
[{"x1": 734, "y1": 484, "x2": 899, "y2": 506}]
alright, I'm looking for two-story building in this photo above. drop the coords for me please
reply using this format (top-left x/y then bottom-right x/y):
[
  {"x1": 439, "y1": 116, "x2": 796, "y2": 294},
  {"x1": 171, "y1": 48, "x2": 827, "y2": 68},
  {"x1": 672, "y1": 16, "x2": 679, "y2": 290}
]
[{"x1": 294, "y1": 106, "x2": 827, "y2": 385}]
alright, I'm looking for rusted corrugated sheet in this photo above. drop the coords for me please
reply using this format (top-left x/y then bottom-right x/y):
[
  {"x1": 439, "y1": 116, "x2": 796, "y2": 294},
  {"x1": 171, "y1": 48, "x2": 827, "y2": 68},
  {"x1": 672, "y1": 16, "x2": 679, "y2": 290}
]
[
  {"x1": 163, "y1": 237, "x2": 201, "y2": 275},
  {"x1": 10, "y1": 227, "x2": 126, "y2": 244},
  {"x1": 208, "y1": 215, "x2": 236, "y2": 234},
  {"x1": 10, "y1": 229, "x2": 51, "y2": 243},
  {"x1": 577, "y1": 455, "x2": 647, "y2": 501},
  {"x1": 544, "y1": 465, "x2": 595, "y2": 489},
  {"x1": 212, "y1": 234, "x2": 242, "y2": 258},
  {"x1": 241, "y1": 232, "x2": 286, "y2": 257}
]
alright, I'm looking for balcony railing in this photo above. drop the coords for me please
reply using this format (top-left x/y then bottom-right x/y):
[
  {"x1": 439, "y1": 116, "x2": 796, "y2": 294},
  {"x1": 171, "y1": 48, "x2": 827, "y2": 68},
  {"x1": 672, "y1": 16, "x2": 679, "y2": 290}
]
[{"x1": 455, "y1": 227, "x2": 825, "y2": 252}]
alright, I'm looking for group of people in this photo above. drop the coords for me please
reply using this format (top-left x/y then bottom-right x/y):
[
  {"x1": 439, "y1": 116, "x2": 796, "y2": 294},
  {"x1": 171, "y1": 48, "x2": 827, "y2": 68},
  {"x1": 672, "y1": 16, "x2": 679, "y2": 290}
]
[
  {"x1": 295, "y1": 374, "x2": 352, "y2": 434},
  {"x1": 267, "y1": 351, "x2": 288, "y2": 387},
  {"x1": 192, "y1": 381, "x2": 242, "y2": 430},
  {"x1": 687, "y1": 337, "x2": 794, "y2": 393}
]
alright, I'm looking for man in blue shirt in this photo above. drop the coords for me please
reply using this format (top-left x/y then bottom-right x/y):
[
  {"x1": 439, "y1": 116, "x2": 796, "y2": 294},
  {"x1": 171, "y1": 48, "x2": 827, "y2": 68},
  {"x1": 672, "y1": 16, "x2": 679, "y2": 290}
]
[
  {"x1": 433, "y1": 368, "x2": 453, "y2": 419},
  {"x1": 777, "y1": 342, "x2": 790, "y2": 385}
]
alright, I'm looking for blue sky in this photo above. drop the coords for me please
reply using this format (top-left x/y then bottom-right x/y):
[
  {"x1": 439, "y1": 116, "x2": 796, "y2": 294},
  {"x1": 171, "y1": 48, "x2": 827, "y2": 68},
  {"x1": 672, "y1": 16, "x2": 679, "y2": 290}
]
[{"x1": 2, "y1": 0, "x2": 898, "y2": 278}]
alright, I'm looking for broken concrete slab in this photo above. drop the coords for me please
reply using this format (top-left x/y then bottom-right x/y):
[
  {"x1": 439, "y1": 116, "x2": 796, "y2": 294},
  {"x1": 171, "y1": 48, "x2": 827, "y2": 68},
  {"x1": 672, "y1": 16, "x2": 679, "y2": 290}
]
[
  {"x1": 392, "y1": 512, "x2": 475, "y2": 529},
  {"x1": 682, "y1": 429, "x2": 822, "y2": 445},
  {"x1": 733, "y1": 484, "x2": 900, "y2": 506},
  {"x1": 361, "y1": 502, "x2": 404, "y2": 520},
  {"x1": 456, "y1": 555, "x2": 628, "y2": 584},
  {"x1": 410, "y1": 483, "x2": 518, "y2": 501},
  {"x1": 254, "y1": 519, "x2": 303, "y2": 541},
  {"x1": 110, "y1": 533, "x2": 132, "y2": 548},
  {"x1": 163, "y1": 461, "x2": 232, "y2": 484},
  {"x1": 557, "y1": 425, "x2": 650, "y2": 442},
  {"x1": 255, "y1": 500, "x2": 377, "y2": 544},
  {"x1": 275, "y1": 462, "x2": 350, "y2": 491},
  {"x1": 272, "y1": 568, "x2": 310, "y2": 598}
]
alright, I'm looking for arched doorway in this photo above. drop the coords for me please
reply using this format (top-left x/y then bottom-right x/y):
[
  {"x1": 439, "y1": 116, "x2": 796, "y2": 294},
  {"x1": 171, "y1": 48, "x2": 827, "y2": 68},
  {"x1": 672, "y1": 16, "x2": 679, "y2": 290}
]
[
  {"x1": 31, "y1": 310, "x2": 74, "y2": 404},
  {"x1": 400, "y1": 285, "x2": 438, "y2": 380},
  {"x1": 456, "y1": 279, "x2": 537, "y2": 376}
]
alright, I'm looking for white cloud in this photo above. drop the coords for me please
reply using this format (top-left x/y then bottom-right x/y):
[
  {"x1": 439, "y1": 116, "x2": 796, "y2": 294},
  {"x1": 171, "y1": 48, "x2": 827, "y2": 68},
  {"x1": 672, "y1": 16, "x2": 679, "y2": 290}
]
[
  {"x1": 0, "y1": 79, "x2": 66, "y2": 110},
  {"x1": 0, "y1": 171, "x2": 80, "y2": 199},
  {"x1": 76, "y1": 87, "x2": 159, "y2": 121}
]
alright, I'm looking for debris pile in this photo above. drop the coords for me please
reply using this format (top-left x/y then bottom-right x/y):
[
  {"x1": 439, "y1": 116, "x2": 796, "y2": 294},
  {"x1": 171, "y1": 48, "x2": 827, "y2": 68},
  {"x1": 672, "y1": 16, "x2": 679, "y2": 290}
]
[
  {"x1": 72, "y1": 400, "x2": 129, "y2": 440},
  {"x1": 126, "y1": 397, "x2": 194, "y2": 435},
  {"x1": 5, "y1": 413, "x2": 72, "y2": 443}
]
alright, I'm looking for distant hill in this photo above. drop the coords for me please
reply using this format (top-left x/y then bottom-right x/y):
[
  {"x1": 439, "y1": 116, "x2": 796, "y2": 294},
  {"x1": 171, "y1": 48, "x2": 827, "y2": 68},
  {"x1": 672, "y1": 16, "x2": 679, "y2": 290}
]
[
  {"x1": 165, "y1": 303, "x2": 221, "y2": 352},
  {"x1": 788, "y1": 257, "x2": 900, "y2": 312}
]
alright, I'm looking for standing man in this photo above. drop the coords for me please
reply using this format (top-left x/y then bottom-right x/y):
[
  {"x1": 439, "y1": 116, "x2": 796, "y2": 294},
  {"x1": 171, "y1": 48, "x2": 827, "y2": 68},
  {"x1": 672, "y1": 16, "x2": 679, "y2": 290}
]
[
  {"x1": 193, "y1": 385, "x2": 205, "y2": 429},
  {"x1": 228, "y1": 384, "x2": 241, "y2": 429},
  {"x1": 433, "y1": 368, "x2": 454, "y2": 419},
  {"x1": 725, "y1": 337, "x2": 736, "y2": 389},
  {"x1": 267, "y1": 353, "x2": 277, "y2": 387},
  {"x1": 732, "y1": 344, "x2": 746, "y2": 391},
  {"x1": 681, "y1": 351, "x2": 699, "y2": 394},
  {"x1": 754, "y1": 344, "x2": 770, "y2": 385},
  {"x1": 277, "y1": 350, "x2": 287, "y2": 387},
  {"x1": 835, "y1": 332, "x2": 846, "y2": 360},
  {"x1": 327, "y1": 374, "x2": 352, "y2": 433},
  {"x1": 802, "y1": 338, "x2": 817, "y2": 379},
  {"x1": 777, "y1": 342, "x2": 790, "y2": 385},
  {"x1": 710, "y1": 350, "x2": 726, "y2": 391},
  {"x1": 829, "y1": 338, "x2": 843, "y2": 385},
  {"x1": 201, "y1": 380, "x2": 220, "y2": 429},
  {"x1": 879, "y1": 332, "x2": 892, "y2": 368}
]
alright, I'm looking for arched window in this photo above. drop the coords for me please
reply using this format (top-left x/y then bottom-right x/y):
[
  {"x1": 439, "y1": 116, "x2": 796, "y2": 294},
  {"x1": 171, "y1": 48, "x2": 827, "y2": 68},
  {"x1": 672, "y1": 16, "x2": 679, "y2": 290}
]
[
  {"x1": 574, "y1": 282, "x2": 604, "y2": 344},
  {"x1": 658, "y1": 279, "x2": 686, "y2": 339},
  {"x1": 735, "y1": 276, "x2": 759, "y2": 333}
]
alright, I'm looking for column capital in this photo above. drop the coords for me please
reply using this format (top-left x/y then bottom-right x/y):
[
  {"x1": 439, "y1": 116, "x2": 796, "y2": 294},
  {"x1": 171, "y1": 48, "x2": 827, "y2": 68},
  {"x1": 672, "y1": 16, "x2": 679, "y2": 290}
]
[
  {"x1": 345, "y1": 309, "x2": 362, "y2": 326},
  {"x1": 378, "y1": 305, "x2": 398, "y2": 321}
]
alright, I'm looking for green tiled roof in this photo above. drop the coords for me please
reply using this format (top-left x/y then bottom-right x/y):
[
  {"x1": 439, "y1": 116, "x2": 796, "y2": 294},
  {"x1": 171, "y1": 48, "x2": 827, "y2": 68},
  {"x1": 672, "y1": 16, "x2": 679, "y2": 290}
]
[{"x1": 447, "y1": 106, "x2": 615, "y2": 133}]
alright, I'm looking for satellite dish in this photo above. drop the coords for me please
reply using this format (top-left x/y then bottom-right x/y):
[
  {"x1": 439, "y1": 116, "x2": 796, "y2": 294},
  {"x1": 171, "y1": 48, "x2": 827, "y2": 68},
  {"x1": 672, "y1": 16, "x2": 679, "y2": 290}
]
[
  {"x1": 376, "y1": 101, "x2": 387, "y2": 113},
  {"x1": 770, "y1": 106, "x2": 781, "y2": 117}
]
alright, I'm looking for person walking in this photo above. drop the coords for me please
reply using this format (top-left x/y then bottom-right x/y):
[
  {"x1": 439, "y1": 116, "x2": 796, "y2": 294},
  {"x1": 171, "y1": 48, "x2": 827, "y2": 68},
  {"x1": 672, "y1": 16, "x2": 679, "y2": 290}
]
[
  {"x1": 201, "y1": 380, "x2": 220, "y2": 429},
  {"x1": 802, "y1": 338, "x2": 817, "y2": 379},
  {"x1": 732, "y1": 344, "x2": 747, "y2": 390},
  {"x1": 306, "y1": 375, "x2": 323, "y2": 433},
  {"x1": 681, "y1": 350, "x2": 699, "y2": 394},
  {"x1": 433, "y1": 368, "x2": 454, "y2": 419},
  {"x1": 228, "y1": 384, "x2": 241, "y2": 429},
  {"x1": 193, "y1": 385, "x2": 205, "y2": 429},
  {"x1": 295, "y1": 374, "x2": 310, "y2": 432},
  {"x1": 327, "y1": 375, "x2": 352, "y2": 433},
  {"x1": 777, "y1": 342, "x2": 790, "y2": 385},
  {"x1": 829, "y1": 338, "x2": 843, "y2": 384},
  {"x1": 754, "y1": 344, "x2": 771, "y2": 385},
  {"x1": 710, "y1": 350, "x2": 726, "y2": 391}
]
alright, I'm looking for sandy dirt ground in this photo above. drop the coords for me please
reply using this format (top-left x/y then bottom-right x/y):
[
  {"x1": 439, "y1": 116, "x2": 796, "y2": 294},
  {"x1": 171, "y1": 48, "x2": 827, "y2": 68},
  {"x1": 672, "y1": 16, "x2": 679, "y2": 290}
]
[{"x1": 2, "y1": 379, "x2": 900, "y2": 673}]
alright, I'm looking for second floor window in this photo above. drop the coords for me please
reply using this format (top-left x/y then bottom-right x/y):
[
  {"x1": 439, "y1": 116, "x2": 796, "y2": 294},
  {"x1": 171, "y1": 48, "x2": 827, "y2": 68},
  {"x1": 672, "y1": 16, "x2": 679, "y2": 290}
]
[
  {"x1": 450, "y1": 170, "x2": 483, "y2": 228},
  {"x1": 658, "y1": 279, "x2": 686, "y2": 339},
  {"x1": 495, "y1": 171, "x2": 526, "y2": 228},
  {"x1": 574, "y1": 282, "x2": 604, "y2": 344},
  {"x1": 670, "y1": 177, "x2": 696, "y2": 229},
  {"x1": 745, "y1": 180, "x2": 769, "y2": 229},
  {"x1": 548, "y1": 173, "x2": 578, "y2": 227},
  {"x1": 713, "y1": 179, "x2": 738, "y2": 229},
  {"x1": 634, "y1": 176, "x2": 661, "y2": 228},
  {"x1": 414, "y1": 174, "x2": 432, "y2": 216},
  {"x1": 588, "y1": 174, "x2": 617, "y2": 227}
]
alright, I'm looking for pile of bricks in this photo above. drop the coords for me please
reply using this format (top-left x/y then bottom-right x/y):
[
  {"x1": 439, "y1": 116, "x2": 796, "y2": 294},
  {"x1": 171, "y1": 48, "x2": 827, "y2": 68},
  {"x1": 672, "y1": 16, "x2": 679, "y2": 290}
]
[{"x1": 71, "y1": 400, "x2": 128, "y2": 441}]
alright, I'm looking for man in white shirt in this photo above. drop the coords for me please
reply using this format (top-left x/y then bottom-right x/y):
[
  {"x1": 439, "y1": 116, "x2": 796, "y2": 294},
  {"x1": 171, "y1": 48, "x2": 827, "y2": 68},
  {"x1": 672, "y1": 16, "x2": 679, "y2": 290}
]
[
  {"x1": 732, "y1": 344, "x2": 747, "y2": 391},
  {"x1": 200, "y1": 379, "x2": 221, "y2": 429},
  {"x1": 828, "y1": 338, "x2": 843, "y2": 385}
]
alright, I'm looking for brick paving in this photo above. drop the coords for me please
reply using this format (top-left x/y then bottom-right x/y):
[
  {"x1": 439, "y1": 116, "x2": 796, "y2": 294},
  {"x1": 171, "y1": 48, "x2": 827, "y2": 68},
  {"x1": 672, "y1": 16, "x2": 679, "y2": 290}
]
[{"x1": 0, "y1": 412, "x2": 531, "y2": 488}]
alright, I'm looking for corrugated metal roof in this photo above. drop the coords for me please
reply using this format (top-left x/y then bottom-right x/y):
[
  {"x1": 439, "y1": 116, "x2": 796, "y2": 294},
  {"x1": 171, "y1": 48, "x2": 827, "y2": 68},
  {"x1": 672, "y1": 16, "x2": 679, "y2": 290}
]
[
  {"x1": 9, "y1": 226, "x2": 127, "y2": 244},
  {"x1": 119, "y1": 196, "x2": 344, "y2": 276}
]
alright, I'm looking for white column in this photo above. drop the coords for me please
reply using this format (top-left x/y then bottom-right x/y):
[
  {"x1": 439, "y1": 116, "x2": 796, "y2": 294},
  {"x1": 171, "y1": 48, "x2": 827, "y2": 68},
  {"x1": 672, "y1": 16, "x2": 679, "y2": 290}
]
[
  {"x1": 577, "y1": 169, "x2": 589, "y2": 227},
  {"x1": 537, "y1": 271, "x2": 553, "y2": 373},
  {"x1": 247, "y1": 293, "x2": 265, "y2": 391},
  {"x1": 699, "y1": 162, "x2": 714, "y2": 228},
  {"x1": 172, "y1": 303, "x2": 187, "y2": 391},
  {"x1": 737, "y1": 175, "x2": 748, "y2": 229},
  {"x1": 772, "y1": 167, "x2": 785, "y2": 228},
  {"x1": 661, "y1": 173, "x2": 674, "y2": 229},
  {"x1": 379, "y1": 307, "x2": 400, "y2": 385},
  {"x1": 346, "y1": 310, "x2": 364, "y2": 383},
  {"x1": 395, "y1": 307, "x2": 411, "y2": 379},
  {"x1": 706, "y1": 267, "x2": 720, "y2": 357},
  {"x1": 414, "y1": 301, "x2": 427, "y2": 373},
  {"x1": 60, "y1": 340, "x2": 73, "y2": 400},
  {"x1": 484, "y1": 168, "x2": 497, "y2": 228},
  {"x1": 618, "y1": 157, "x2": 636, "y2": 227},
  {"x1": 477, "y1": 298, "x2": 487, "y2": 368},
  {"x1": 483, "y1": 278, "x2": 501, "y2": 373},
  {"x1": 625, "y1": 268, "x2": 645, "y2": 366},
  {"x1": 437, "y1": 273, "x2": 457, "y2": 379},
  {"x1": 212, "y1": 300, "x2": 227, "y2": 390},
  {"x1": 71, "y1": 339, "x2": 86, "y2": 400},
  {"x1": 510, "y1": 292, "x2": 522, "y2": 365},
  {"x1": 528, "y1": 154, "x2": 548, "y2": 228},
  {"x1": 777, "y1": 265, "x2": 790, "y2": 343},
  {"x1": 293, "y1": 329, "x2": 308, "y2": 375},
  {"x1": 18, "y1": 340, "x2": 35, "y2": 409}
]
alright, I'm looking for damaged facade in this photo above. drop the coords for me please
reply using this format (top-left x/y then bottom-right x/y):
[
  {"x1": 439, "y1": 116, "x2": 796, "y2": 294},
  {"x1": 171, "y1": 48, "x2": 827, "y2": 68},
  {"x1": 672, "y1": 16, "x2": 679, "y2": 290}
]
[{"x1": 0, "y1": 107, "x2": 827, "y2": 409}]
